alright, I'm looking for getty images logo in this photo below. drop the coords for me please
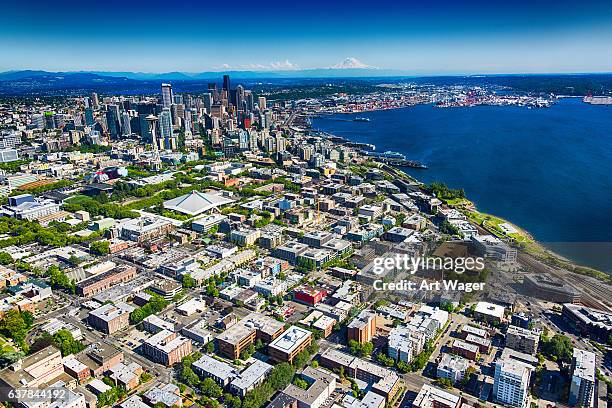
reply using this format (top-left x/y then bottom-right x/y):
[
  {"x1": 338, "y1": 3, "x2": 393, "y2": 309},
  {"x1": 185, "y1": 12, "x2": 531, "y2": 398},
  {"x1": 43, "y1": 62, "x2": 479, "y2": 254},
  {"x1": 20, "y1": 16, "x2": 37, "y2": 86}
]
[{"x1": 372, "y1": 254, "x2": 485, "y2": 275}]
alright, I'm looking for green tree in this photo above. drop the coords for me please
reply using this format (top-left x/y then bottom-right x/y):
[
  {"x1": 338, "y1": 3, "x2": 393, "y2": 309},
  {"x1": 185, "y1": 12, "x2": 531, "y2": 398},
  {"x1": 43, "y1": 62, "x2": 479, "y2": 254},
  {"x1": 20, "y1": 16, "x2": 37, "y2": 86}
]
[
  {"x1": 293, "y1": 377, "x2": 309, "y2": 389},
  {"x1": 201, "y1": 377, "x2": 223, "y2": 398},
  {"x1": 268, "y1": 363, "x2": 294, "y2": 390},
  {"x1": 89, "y1": 240, "x2": 111, "y2": 256},
  {"x1": 52, "y1": 329, "x2": 86, "y2": 356},
  {"x1": 46, "y1": 265, "x2": 75, "y2": 293},
  {"x1": 440, "y1": 301, "x2": 455, "y2": 313},
  {"x1": 0, "y1": 310, "x2": 32, "y2": 351},
  {"x1": 205, "y1": 283, "x2": 219, "y2": 297},
  {"x1": 540, "y1": 334, "x2": 573, "y2": 364},
  {"x1": 0, "y1": 252, "x2": 13, "y2": 265},
  {"x1": 180, "y1": 365, "x2": 200, "y2": 387},
  {"x1": 182, "y1": 274, "x2": 197, "y2": 288},
  {"x1": 375, "y1": 352, "x2": 395, "y2": 367},
  {"x1": 224, "y1": 393, "x2": 242, "y2": 408},
  {"x1": 129, "y1": 294, "x2": 169, "y2": 324},
  {"x1": 348, "y1": 340, "x2": 373, "y2": 357},
  {"x1": 425, "y1": 182, "x2": 465, "y2": 201},
  {"x1": 435, "y1": 377, "x2": 454, "y2": 389}
]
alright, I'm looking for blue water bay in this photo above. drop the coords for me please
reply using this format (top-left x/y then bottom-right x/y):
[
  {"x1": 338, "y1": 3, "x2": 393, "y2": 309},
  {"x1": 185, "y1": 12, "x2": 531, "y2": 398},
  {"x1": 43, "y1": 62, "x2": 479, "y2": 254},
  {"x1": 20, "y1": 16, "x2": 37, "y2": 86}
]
[{"x1": 312, "y1": 98, "x2": 612, "y2": 272}]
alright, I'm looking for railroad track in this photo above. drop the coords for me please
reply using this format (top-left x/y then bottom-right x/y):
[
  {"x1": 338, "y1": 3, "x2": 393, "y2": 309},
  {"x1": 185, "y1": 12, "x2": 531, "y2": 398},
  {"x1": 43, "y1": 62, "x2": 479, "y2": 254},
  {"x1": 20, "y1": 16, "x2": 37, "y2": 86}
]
[{"x1": 518, "y1": 253, "x2": 611, "y2": 311}]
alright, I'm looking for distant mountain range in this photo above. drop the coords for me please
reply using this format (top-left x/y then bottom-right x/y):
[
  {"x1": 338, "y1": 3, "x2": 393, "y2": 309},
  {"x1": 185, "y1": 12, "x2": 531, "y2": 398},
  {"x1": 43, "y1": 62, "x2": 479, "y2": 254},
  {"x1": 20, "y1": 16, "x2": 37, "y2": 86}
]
[
  {"x1": 0, "y1": 67, "x2": 410, "y2": 82},
  {"x1": 0, "y1": 69, "x2": 611, "y2": 97}
]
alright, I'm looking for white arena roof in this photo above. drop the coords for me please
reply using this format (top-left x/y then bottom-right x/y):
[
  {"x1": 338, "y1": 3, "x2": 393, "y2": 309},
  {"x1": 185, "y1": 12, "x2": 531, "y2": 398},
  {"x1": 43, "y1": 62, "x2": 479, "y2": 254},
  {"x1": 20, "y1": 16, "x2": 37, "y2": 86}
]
[{"x1": 163, "y1": 190, "x2": 234, "y2": 216}]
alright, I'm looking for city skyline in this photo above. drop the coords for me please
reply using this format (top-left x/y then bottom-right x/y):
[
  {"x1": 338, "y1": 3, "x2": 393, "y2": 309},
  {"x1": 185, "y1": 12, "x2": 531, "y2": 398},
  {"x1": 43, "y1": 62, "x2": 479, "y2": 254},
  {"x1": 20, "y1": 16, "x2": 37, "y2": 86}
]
[{"x1": 2, "y1": 0, "x2": 612, "y2": 74}]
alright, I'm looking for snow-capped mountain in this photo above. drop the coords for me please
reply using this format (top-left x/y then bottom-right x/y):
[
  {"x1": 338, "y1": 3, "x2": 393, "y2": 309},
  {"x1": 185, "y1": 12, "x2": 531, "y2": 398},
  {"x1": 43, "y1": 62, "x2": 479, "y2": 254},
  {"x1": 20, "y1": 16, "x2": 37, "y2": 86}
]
[{"x1": 331, "y1": 57, "x2": 375, "y2": 69}]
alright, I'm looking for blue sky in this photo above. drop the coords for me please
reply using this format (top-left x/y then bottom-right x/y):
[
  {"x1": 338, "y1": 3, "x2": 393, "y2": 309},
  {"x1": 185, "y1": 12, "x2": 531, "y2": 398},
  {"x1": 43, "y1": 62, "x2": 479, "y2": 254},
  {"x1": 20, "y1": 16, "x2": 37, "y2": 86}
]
[{"x1": 1, "y1": 0, "x2": 612, "y2": 74}]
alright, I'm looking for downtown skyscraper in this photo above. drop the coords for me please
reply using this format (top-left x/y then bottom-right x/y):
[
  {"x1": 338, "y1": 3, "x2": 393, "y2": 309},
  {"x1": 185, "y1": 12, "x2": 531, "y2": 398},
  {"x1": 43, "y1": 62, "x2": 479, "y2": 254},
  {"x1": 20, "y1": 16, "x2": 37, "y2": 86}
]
[
  {"x1": 105, "y1": 104, "x2": 121, "y2": 139},
  {"x1": 161, "y1": 83, "x2": 173, "y2": 108}
]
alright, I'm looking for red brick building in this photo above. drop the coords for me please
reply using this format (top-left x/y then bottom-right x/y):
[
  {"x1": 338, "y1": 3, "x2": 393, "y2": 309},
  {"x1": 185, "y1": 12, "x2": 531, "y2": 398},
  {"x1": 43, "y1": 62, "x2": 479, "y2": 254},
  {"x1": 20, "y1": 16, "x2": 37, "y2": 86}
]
[
  {"x1": 293, "y1": 286, "x2": 327, "y2": 306},
  {"x1": 77, "y1": 265, "x2": 137, "y2": 297},
  {"x1": 142, "y1": 330, "x2": 192, "y2": 367}
]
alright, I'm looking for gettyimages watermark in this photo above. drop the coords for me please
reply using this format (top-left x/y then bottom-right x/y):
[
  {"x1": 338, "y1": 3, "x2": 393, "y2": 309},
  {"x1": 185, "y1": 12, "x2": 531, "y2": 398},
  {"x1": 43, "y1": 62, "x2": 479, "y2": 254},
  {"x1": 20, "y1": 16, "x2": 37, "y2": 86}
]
[
  {"x1": 373, "y1": 254, "x2": 485, "y2": 275},
  {"x1": 372, "y1": 254, "x2": 487, "y2": 293}
]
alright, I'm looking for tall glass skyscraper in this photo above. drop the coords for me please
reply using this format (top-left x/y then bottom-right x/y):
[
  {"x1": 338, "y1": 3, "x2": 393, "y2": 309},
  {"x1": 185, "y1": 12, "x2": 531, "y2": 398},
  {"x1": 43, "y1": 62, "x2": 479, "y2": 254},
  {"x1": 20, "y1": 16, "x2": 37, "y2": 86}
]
[
  {"x1": 84, "y1": 108, "x2": 94, "y2": 126},
  {"x1": 161, "y1": 83, "x2": 173, "y2": 108},
  {"x1": 159, "y1": 108, "x2": 173, "y2": 146},
  {"x1": 105, "y1": 105, "x2": 121, "y2": 139},
  {"x1": 121, "y1": 112, "x2": 132, "y2": 136}
]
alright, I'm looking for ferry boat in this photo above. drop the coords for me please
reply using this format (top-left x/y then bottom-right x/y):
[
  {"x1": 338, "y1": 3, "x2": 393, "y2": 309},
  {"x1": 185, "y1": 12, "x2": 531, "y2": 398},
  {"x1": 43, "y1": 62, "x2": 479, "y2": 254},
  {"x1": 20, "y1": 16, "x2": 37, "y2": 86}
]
[{"x1": 361, "y1": 150, "x2": 406, "y2": 160}]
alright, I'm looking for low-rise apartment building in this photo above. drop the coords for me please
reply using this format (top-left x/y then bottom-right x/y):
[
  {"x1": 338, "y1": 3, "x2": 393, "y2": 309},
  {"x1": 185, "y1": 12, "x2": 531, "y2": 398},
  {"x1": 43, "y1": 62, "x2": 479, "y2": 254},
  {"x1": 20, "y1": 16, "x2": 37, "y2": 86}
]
[
  {"x1": 268, "y1": 326, "x2": 313, "y2": 364},
  {"x1": 142, "y1": 330, "x2": 192, "y2": 367}
]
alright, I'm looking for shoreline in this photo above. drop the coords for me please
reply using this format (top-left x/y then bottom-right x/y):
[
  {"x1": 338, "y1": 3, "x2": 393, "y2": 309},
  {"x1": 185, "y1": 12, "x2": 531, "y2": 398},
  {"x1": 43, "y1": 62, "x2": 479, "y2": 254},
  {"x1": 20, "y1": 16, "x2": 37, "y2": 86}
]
[
  {"x1": 385, "y1": 161, "x2": 611, "y2": 282},
  {"x1": 305, "y1": 118, "x2": 610, "y2": 283}
]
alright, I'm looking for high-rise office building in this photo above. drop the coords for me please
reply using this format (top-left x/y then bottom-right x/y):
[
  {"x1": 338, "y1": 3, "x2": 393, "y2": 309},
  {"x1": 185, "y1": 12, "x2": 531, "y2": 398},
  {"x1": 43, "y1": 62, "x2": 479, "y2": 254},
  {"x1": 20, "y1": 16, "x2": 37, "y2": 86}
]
[
  {"x1": 90, "y1": 92, "x2": 99, "y2": 109},
  {"x1": 170, "y1": 104, "x2": 179, "y2": 127},
  {"x1": 258, "y1": 96, "x2": 267, "y2": 110},
  {"x1": 106, "y1": 105, "x2": 121, "y2": 139},
  {"x1": 84, "y1": 108, "x2": 94, "y2": 126},
  {"x1": 121, "y1": 112, "x2": 132, "y2": 136},
  {"x1": 130, "y1": 116, "x2": 141, "y2": 136},
  {"x1": 298, "y1": 145, "x2": 314, "y2": 161},
  {"x1": 32, "y1": 113, "x2": 45, "y2": 129},
  {"x1": 184, "y1": 94, "x2": 193, "y2": 110},
  {"x1": 202, "y1": 93, "x2": 212, "y2": 113},
  {"x1": 44, "y1": 112, "x2": 55, "y2": 129},
  {"x1": 222, "y1": 75, "x2": 231, "y2": 94},
  {"x1": 275, "y1": 135, "x2": 287, "y2": 153},
  {"x1": 238, "y1": 130, "x2": 249, "y2": 150},
  {"x1": 161, "y1": 83, "x2": 173, "y2": 108},
  {"x1": 146, "y1": 115, "x2": 162, "y2": 171},
  {"x1": 245, "y1": 91, "x2": 254, "y2": 112},
  {"x1": 208, "y1": 83, "x2": 219, "y2": 103},
  {"x1": 569, "y1": 349, "x2": 595, "y2": 407},
  {"x1": 159, "y1": 108, "x2": 173, "y2": 146},
  {"x1": 235, "y1": 85, "x2": 245, "y2": 111}
]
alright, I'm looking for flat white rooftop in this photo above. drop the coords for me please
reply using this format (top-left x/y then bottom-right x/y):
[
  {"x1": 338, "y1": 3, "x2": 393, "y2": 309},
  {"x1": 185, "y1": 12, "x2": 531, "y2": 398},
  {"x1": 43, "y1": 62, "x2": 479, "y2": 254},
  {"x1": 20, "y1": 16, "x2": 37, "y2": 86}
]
[
  {"x1": 269, "y1": 325, "x2": 312, "y2": 354},
  {"x1": 474, "y1": 301, "x2": 505, "y2": 319}
]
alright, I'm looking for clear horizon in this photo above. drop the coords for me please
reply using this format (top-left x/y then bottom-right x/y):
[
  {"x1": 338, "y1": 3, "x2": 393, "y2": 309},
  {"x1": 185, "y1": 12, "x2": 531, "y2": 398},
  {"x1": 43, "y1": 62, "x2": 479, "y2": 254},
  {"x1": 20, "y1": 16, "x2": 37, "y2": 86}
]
[
  {"x1": 2, "y1": 0, "x2": 612, "y2": 74},
  {"x1": 3, "y1": 67, "x2": 612, "y2": 77}
]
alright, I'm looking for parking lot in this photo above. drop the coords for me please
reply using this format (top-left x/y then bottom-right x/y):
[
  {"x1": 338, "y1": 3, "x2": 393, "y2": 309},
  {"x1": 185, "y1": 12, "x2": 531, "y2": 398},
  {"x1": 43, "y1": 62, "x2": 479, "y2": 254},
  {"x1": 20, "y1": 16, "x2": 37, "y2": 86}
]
[{"x1": 121, "y1": 328, "x2": 150, "y2": 350}]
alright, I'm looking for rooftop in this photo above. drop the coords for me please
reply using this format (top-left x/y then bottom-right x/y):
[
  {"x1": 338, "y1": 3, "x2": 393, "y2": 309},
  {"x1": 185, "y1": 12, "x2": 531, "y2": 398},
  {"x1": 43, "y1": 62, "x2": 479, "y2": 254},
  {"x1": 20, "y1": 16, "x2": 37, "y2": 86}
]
[
  {"x1": 474, "y1": 301, "x2": 505, "y2": 319},
  {"x1": 413, "y1": 384, "x2": 460, "y2": 408},
  {"x1": 453, "y1": 339, "x2": 479, "y2": 354},
  {"x1": 507, "y1": 325, "x2": 539, "y2": 340},
  {"x1": 572, "y1": 348, "x2": 596, "y2": 381},
  {"x1": 193, "y1": 355, "x2": 237, "y2": 382},
  {"x1": 89, "y1": 302, "x2": 134, "y2": 322},
  {"x1": 218, "y1": 312, "x2": 285, "y2": 345},
  {"x1": 438, "y1": 353, "x2": 469, "y2": 373},
  {"x1": 144, "y1": 383, "x2": 181, "y2": 407},
  {"x1": 347, "y1": 310, "x2": 376, "y2": 330},
  {"x1": 230, "y1": 359, "x2": 273, "y2": 391},
  {"x1": 563, "y1": 303, "x2": 612, "y2": 329},
  {"x1": 282, "y1": 366, "x2": 337, "y2": 406},
  {"x1": 163, "y1": 190, "x2": 234, "y2": 216},
  {"x1": 269, "y1": 325, "x2": 312, "y2": 354}
]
